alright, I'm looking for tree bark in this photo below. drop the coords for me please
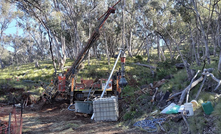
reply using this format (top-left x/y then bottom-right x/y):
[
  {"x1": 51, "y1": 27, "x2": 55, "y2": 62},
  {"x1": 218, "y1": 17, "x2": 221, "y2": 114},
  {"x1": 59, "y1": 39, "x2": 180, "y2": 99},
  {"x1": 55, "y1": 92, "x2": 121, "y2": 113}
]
[
  {"x1": 157, "y1": 35, "x2": 161, "y2": 62},
  {"x1": 189, "y1": 25, "x2": 200, "y2": 66},
  {"x1": 60, "y1": 35, "x2": 66, "y2": 71},
  {"x1": 105, "y1": 32, "x2": 110, "y2": 65},
  {"x1": 128, "y1": 29, "x2": 133, "y2": 57},
  {"x1": 146, "y1": 37, "x2": 151, "y2": 63},
  {"x1": 191, "y1": 0, "x2": 210, "y2": 64}
]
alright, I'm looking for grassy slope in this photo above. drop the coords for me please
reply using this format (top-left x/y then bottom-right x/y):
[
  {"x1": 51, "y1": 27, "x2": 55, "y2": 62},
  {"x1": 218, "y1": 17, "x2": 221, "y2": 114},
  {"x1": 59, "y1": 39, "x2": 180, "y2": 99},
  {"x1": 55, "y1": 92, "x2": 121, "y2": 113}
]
[{"x1": 1, "y1": 54, "x2": 221, "y2": 133}]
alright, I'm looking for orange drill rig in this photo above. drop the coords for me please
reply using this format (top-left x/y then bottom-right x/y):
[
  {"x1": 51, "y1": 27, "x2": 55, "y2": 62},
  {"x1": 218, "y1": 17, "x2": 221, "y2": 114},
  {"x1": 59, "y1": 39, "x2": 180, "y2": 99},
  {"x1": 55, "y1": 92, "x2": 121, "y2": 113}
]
[{"x1": 42, "y1": 0, "x2": 126, "y2": 104}]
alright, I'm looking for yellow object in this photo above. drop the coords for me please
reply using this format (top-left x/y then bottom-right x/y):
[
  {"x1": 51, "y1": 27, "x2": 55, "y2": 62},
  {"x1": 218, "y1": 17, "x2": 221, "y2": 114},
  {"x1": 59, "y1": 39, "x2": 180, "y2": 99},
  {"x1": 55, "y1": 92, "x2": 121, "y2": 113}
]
[{"x1": 191, "y1": 100, "x2": 199, "y2": 111}]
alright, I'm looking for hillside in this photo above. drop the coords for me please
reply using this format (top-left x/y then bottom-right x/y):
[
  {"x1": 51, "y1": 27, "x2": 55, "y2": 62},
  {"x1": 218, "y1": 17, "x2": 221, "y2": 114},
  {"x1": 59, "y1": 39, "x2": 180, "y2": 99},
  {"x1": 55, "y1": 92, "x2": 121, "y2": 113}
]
[{"x1": 1, "y1": 55, "x2": 221, "y2": 133}]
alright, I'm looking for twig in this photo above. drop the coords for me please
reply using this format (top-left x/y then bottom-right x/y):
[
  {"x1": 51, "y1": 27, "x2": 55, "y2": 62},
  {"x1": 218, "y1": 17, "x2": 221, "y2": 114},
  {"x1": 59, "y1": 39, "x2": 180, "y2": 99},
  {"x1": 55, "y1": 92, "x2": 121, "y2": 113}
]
[
  {"x1": 151, "y1": 88, "x2": 158, "y2": 102},
  {"x1": 182, "y1": 113, "x2": 190, "y2": 133}
]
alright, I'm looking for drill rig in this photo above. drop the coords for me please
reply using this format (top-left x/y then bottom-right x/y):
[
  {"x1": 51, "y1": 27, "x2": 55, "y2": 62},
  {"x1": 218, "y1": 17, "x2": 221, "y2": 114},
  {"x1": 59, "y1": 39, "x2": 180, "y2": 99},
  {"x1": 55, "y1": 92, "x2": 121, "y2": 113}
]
[{"x1": 42, "y1": 0, "x2": 127, "y2": 104}]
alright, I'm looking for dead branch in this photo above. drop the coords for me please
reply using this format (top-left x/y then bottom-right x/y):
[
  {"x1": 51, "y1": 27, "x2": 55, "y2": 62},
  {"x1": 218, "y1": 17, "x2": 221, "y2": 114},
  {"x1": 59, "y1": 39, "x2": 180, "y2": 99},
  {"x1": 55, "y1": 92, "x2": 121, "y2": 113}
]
[
  {"x1": 195, "y1": 77, "x2": 206, "y2": 100},
  {"x1": 131, "y1": 63, "x2": 156, "y2": 69},
  {"x1": 202, "y1": 72, "x2": 221, "y2": 91},
  {"x1": 182, "y1": 113, "x2": 190, "y2": 133},
  {"x1": 186, "y1": 70, "x2": 200, "y2": 103},
  {"x1": 167, "y1": 91, "x2": 182, "y2": 101},
  {"x1": 151, "y1": 88, "x2": 158, "y2": 102},
  {"x1": 214, "y1": 81, "x2": 221, "y2": 91},
  {"x1": 202, "y1": 72, "x2": 220, "y2": 83},
  {"x1": 178, "y1": 76, "x2": 204, "y2": 105}
]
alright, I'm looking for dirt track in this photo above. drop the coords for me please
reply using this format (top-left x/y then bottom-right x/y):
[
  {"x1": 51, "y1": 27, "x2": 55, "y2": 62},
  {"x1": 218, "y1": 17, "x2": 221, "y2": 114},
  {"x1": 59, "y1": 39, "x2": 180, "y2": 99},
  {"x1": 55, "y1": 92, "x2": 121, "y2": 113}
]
[{"x1": 20, "y1": 101, "x2": 145, "y2": 134}]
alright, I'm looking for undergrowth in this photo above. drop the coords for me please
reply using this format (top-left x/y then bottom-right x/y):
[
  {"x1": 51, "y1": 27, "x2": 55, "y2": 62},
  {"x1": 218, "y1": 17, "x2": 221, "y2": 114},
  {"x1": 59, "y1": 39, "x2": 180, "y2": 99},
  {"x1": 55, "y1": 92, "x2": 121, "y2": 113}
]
[{"x1": 1, "y1": 54, "x2": 221, "y2": 133}]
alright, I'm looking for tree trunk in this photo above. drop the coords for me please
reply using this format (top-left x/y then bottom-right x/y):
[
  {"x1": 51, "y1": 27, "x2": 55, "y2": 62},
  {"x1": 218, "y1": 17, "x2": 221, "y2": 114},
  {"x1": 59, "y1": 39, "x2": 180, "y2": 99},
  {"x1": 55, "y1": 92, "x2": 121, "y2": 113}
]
[
  {"x1": 157, "y1": 35, "x2": 161, "y2": 61},
  {"x1": 105, "y1": 32, "x2": 110, "y2": 65},
  {"x1": 60, "y1": 35, "x2": 66, "y2": 71},
  {"x1": 218, "y1": 51, "x2": 221, "y2": 71},
  {"x1": 0, "y1": 56, "x2": 4, "y2": 69},
  {"x1": 191, "y1": 0, "x2": 210, "y2": 64},
  {"x1": 49, "y1": 36, "x2": 57, "y2": 76},
  {"x1": 128, "y1": 29, "x2": 133, "y2": 57},
  {"x1": 88, "y1": 14, "x2": 91, "y2": 66},
  {"x1": 162, "y1": 26, "x2": 193, "y2": 81},
  {"x1": 160, "y1": 46, "x2": 166, "y2": 61},
  {"x1": 146, "y1": 37, "x2": 151, "y2": 63},
  {"x1": 189, "y1": 25, "x2": 200, "y2": 66}
]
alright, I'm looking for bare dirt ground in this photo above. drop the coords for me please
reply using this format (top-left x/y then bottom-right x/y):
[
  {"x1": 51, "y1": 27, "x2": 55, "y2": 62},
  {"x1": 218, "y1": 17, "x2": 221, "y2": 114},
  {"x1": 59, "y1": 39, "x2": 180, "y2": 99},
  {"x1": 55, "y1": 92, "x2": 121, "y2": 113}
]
[{"x1": 17, "y1": 101, "x2": 145, "y2": 134}]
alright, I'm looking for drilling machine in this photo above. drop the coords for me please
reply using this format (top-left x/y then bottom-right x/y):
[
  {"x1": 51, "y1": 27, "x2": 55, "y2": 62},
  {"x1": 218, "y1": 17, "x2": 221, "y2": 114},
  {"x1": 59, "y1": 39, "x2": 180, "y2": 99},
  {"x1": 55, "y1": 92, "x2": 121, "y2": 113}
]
[{"x1": 42, "y1": 0, "x2": 127, "y2": 104}]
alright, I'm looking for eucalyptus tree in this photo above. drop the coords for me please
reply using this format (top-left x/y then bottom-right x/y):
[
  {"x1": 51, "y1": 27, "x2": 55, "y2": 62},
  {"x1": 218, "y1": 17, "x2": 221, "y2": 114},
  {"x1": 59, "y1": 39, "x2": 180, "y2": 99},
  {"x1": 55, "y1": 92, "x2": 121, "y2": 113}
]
[{"x1": 0, "y1": 0, "x2": 16, "y2": 68}]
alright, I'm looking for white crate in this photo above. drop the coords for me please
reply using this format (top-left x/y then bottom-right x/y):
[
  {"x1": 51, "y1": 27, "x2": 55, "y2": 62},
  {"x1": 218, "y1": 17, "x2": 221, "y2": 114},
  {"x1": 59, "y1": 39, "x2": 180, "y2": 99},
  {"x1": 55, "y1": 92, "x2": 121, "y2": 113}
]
[{"x1": 93, "y1": 96, "x2": 119, "y2": 121}]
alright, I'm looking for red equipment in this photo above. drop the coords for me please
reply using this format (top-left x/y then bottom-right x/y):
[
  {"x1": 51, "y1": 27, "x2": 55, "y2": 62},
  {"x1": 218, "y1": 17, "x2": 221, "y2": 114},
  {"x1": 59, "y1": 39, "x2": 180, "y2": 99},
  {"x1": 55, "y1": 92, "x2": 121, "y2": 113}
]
[{"x1": 42, "y1": 0, "x2": 122, "y2": 103}]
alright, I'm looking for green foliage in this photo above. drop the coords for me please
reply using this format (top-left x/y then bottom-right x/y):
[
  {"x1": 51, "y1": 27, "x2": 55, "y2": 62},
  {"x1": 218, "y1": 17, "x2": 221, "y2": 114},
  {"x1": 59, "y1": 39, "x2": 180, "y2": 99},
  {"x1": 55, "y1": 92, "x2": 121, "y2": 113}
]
[
  {"x1": 189, "y1": 116, "x2": 206, "y2": 134},
  {"x1": 134, "y1": 55, "x2": 143, "y2": 63},
  {"x1": 156, "y1": 60, "x2": 177, "y2": 83},
  {"x1": 123, "y1": 111, "x2": 136, "y2": 120},
  {"x1": 122, "y1": 85, "x2": 137, "y2": 97},
  {"x1": 198, "y1": 93, "x2": 215, "y2": 104},
  {"x1": 161, "y1": 69, "x2": 188, "y2": 92},
  {"x1": 212, "y1": 98, "x2": 221, "y2": 133}
]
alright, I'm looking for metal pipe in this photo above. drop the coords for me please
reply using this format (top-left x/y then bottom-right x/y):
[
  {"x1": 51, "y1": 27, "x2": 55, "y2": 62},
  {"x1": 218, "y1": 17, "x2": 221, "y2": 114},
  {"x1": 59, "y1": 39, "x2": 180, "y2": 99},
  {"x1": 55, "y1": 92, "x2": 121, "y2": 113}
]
[
  {"x1": 100, "y1": 50, "x2": 122, "y2": 98},
  {"x1": 8, "y1": 113, "x2": 11, "y2": 134},
  {"x1": 91, "y1": 50, "x2": 122, "y2": 119},
  {"x1": 68, "y1": 104, "x2": 75, "y2": 111},
  {"x1": 70, "y1": 77, "x2": 75, "y2": 104}
]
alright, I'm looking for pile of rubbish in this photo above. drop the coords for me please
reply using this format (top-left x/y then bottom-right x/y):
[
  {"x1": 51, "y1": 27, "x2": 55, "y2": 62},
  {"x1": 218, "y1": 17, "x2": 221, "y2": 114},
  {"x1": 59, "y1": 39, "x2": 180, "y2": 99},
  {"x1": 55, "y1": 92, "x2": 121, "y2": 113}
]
[{"x1": 132, "y1": 68, "x2": 220, "y2": 133}]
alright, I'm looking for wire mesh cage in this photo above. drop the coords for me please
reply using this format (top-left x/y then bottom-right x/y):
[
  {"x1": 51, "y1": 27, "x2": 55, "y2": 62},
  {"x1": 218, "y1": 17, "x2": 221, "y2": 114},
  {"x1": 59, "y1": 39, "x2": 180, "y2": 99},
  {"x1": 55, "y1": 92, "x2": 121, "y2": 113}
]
[{"x1": 93, "y1": 96, "x2": 119, "y2": 121}]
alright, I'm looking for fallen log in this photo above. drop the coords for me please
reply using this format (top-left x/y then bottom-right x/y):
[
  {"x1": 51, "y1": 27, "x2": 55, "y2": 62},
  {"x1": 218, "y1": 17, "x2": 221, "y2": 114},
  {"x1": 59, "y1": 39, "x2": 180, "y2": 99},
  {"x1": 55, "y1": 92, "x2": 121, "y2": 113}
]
[
  {"x1": 131, "y1": 63, "x2": 156, "y2": 69},
  {"x1": 178, "y1": 76, "x2": 204, "y2": 105}
]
